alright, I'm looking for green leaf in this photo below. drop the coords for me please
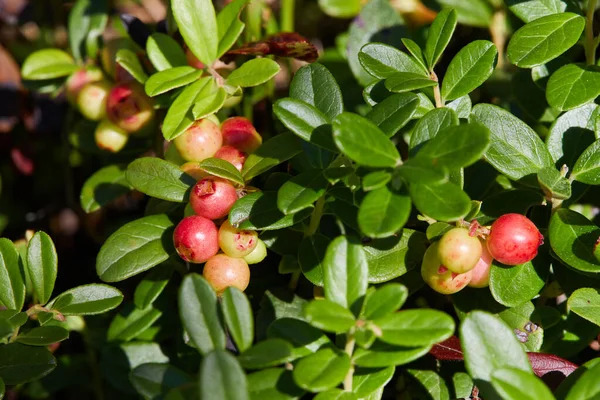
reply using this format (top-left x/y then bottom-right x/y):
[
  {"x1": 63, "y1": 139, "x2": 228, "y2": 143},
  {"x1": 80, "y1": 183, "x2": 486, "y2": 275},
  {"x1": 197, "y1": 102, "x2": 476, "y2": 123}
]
[
  {"x1": 133, "y1": 264, "x2": 173, "y2": 310},
  {"x1": 267, "y1": 318, "x2": 330, "y2": 361},
  {"x1": 416, "y1": 123, "x2": 490, "y2": 169},
  {"x1": 410, "y1": 181, "x2": 470, "y2": 221},
  {"x1": 277, "y1": 170, "x2": 328, "y2": 214},
  {"x1": 116, "y1": 49, "x2": 148, "y2": 84},
  {"x1": 568, "y1": 288, "x2": 600, "y2": 326},
  {"x1": 366, "y1": 93, "x2": 419, "y2": 137},
  {"x1": 489, "y1": 260, "x2": 548, "y2": 307},
  {"x1": 358, "y1": 185, "x2": 410, "y2": 238},
  {"x1": 0, "y1": 377, "x2": 3, "y2": 400},
  {"x1": 179, "y1": 274, "x2": 225, "y2": 355},
  {"x1": 222, "y1": 287, "x2": 254, "y2": 353},
  {"x1": 546, "y1": 64, "x2": 600, "y2": 111},
  {"x1": 373, "y1": 309, "x2": 454, "y2": 347},
  {"x1": 242, "y1": 133, "x2": 303, "y2": 180},
  {"x1": 498, "y1": 302, "x2": 543, "y2": 352},
  {"x1": 273, "y1": 99, "x2": 337, "y2": 152},
  {"x1": 0, "y1": 343, "x2": 56, "y2": 385},
  {"x1": 16, "y1": 326, "x2": 69, "y2": 346},
  {"x1": 69, "y1": 0, "x2": 107, "y2": 61},
  {"x1": 217, "y1": 0, "x2": 249, "y2": 58},
  {"x1": 96, "y1": 214, "x2": 176, "y2": 282},
  {"x1": 126, "y1": 157, "x2": 196, "y2": 202},
  {"x1": 21, "y1": 49, "x2": 76, "y2": 80},
  {"x1": 353, "y1": 367, "x2": 395, "y2": 398},
  {"x1": 145, "y1": 67, "x2": 203, "y2": 97},
  {"x1": 352, "y1": 342, "x2": 432, "y2": 367},
  {"x1": 0, "y1": 239, "x2": 25, "y2": 310},
  {"x1": 425, "y1": 9, "x2": 457, "y2": 70},
  {"x1": 162, "y1": 77, "x2": 213, "y2": 140},
  {"x1": 437, "y1": 0, "x2": 493, "y2": 27},
  {"x1": 313, "y1": 389, "x2": 357, "y2": 400},
  {"x1": 460, "y1": 311, "x2": 532, "y2": 398},
  {"x1": 130, "y1": 363, "x2": 191, "y2": 400},
  {"x1": 572, "y1": 139, "x2": 600, "y2": 184},
  {"x1": 538, "y1": 167, "x2": 571, "y2": 199},
  {"x1": 146, "y1": 33, "x2": 188, "y2": 71},
  {"x1": 549, "y1": 209, "x2": 600, "y2": 273},
  {"x1": 227, "y1": 58, "x2": 280, "y2": 88},
  {"x1": 80, "y1": 165, "x2": 132, "y2": 213},
  {"x1": 332, "y1": 113, "x2": 401, "y2": 168},
  {"x1": 198, "y1": 157, "x2": 245, "y2": 186},
  {"x1": 362, "y1": 171, "x2": 392, "y2": 191},
  {"x1": 492, "y1": 367, "x2": 556, "y2": 400},
  {"x1": 292, "y1": 348, "x2": 350, "y2": 393},
  {"x1": 192, "y1": 86, "x2": 226, "y2": 120},
  {"x1": 409, "y1": 107, "x2": 459, "y2": 153},
  {"x1": 171, "y1": 0, "x2": 217, "y2": 66},
  {"x1": 441, "y1": 41, "x2": 497, "y2": 101},
  {"x1": 323, "y1": 236, "x2": 368, "y2": 314},
  {"x1": 318, "y1": 0, "x2": 361, "y2": 18},
  {"x1": 564, "y1": 361, "x2": 600, "y2": 400},
  {"x1": 199, "y1": 350, "x2": 248, "y2": 400},
  {"x1": 471, "y1": 103, "x2": 553, "y2": 181},
  {"x1": 385, "y1": 72, "x2": 436, "y2": 93},
  {"x1": 26, "y1": 232, "x2": 57, "y2": 305},
  {"x1": 290, "y1": 63, "x2": 343, "y2": 120},
  {"x1": 395, "y1": 157, "x2": 448, "y2": 185},
  {"x1": 507, "y1": 13, "x2": 585, "y2": 68},
  {"x1": 506, "y1": 0, "x2": 566, "y2": 23},
  {"x1": 247, "y1": 368, "x2": 304, "y2": 400},
  {"x1": 229, "y1": 191, "x2": 312, "y2": 231},
  {"x1": 304, "y1": 299, "x2": 356, "y2": 333},
  {"x1": 238, "y1": 339, "x2": 293, "y2": 369},
  {"x1": 107, "y1": 302, "x2": 162, "y2": 342},
  {"x1": 298, "y1": 234, "x2": 330, "y2": 286},
  {"x1": 362, "y1": 283, "x2": 408, "y2": 320},
  {"x1": 447, "y1": 95, "x2": 472, "y2": 118},
  {"x1": 359, "y1": 43, "x2": 426, "y2": 79},
  {"x1": 47, "y1": 283, "x2": 123, "y2": 315}
]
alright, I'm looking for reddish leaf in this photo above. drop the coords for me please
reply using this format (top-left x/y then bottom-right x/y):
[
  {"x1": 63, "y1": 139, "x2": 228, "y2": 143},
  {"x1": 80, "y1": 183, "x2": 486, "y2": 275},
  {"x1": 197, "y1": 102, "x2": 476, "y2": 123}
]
[
  {"x1": 429, "y1": 336, "x2": 463, "y2": 361},
  {"x1": 225, "y1": 32, "x2": 318, "y2": 63}
]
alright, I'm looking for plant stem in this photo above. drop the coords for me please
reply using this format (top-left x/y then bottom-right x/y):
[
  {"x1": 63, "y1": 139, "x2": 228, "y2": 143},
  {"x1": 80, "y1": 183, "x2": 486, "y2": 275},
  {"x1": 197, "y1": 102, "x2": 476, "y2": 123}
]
[
  {"x1": 281, "y1": 0, "x2": 295, "y2": 32},
  {"x1": 430, "y1": 71, "x2": 443, "y2": 107},
  {"x1": 489, "y1": 8, "x2": 506, "y2": 70},
  {"x1": 304, "y1": 195, "x2": 326, "y2": 238},
  {"x1": 586, "y1": 0, "x2": 598, "y2": 65},
  {"x1": 343, "y1": 334, "x2": 356, "y2": 391}
]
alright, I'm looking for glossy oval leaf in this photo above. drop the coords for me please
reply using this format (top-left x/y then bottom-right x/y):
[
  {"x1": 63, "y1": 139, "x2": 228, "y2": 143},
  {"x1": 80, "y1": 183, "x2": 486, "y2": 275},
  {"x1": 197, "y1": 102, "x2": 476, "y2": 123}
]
[
  {"x1": 277, "y1": 170, "x2": 328, "y2": 215},
  {"x1": 146, "y1": 33, "x2": 188, "y2": 71},
  {"x1": 489, "y1": 260, "x2": 548, "y2": 307},
  {"x1": 247, "y1": 367, "x2": 304, "y2": 400},
  {"x1": 546, "y1": 64, "x2": 600, "y2": 111},
  {"x1": 227, "y1": 58, "x2": 280, "y2": 88},
  {"x1": 304, "y1": 299, "x2": 356, "y2": 333},
  {"x1": 47, "y1": 283, "x2": 123, "y2": 315},
  {"x1": 358, "y1": 185, "x2": 411, "y2": 238},
  {"x1": 571, "y1": 139, "x2": 600, "y2": 184},
  {"x1": 352, "y1": 342, "x2": 432, "y2": 368},
  {"x1": 292, "y1": 348, "x2": 350, "y2": 393},
  {"x1": 366, "y1": 93, "x2": 419, "y2": 137},
  {"x1": 80, "y1": 165, "x2": 132, "y2": 213},
  {"x1": 289, "y1": 63, "x2": 343, "y2": 120},
  {"x1": 26, "y1": 231, "x2": 57, "y2": 305},
  {"x1": 16, "y1": 326, "x2": 69, "y2": 346},
  {"x1": 564, "y1": 360, "x2": 600, "y2": 400},
  {"x1": 0, "y1": 343, "x2": 56, "y2": 385},
  {"x1": 298, "y1": 234, "x2": 330, "y2": 286},
  {"x1": 362, "y1": 283, "x2": 408, "y2": 320},
  {"x1": 216, "y1": 0, "x2": 249, "y2": 58},
  {"x1": 373, "y1": 309, "x2": 455, "y2": 347},
  {"x1": 198, "y1": 157, "x2": 244, "y2": 186},
  {"x1": 21, "y1": 49, "x2": 76, "y2": 80},
  {"x1": 410, "y1": 181, "x2": 470, "y2": 222},
  {"x1": 221, "y1": 287, "x2": 254, "y2": 353},
  {"x1": 162, "y1": 77, "x2": 213, "y2": 140},
  {"x1": 0, "y1": 238, "x2": 25, "y2": 310},
  {"x1": 238, "y1": 339, "x2": 293, "y2": 369},
  {"x1": 385, "y1": 72, "x2": 437, "y2": 93},
  {"x1": 568, "y1": 288, "x2": 600, "y2": 326},
  {"x1": 359, "y1": 43, "x2": 426, "y2": 79},
  {"x1": 130, "y1": 363, "x2": 191, "y2": 400},
  {"x1": 199, "y1": 350, "x2": 248, "y2": 400},
  {"x1": 409, "y1": 107, "x2": 459, "y2": 153},
  {"x1": 267, "y1": 318, "x2": 331, "y2": 361},
  {"x1": 242, "y1": 133, "x2": 303, "y2": 180},
  {"x1": 491, "y1": 367, "x2": 555, "y2": 400},
  {"x1": 425, "y1": 9, "x2": 457, "y2": 70},
  {"x1": 107, "y1": 302, "x2": 162, "y2": 342},
  {"x1": 549, "y1": 208, "x2": 600, "y2": 273},
  {"x1": 126, "y1": 157, "x2": 196, "y2": 202},
  {"x1": 116, "y1": 48, "x2": 148, "y2": 84},
  {"x1": 506, "y1": 0, "x2": 566, "y2": 23},
  {"x1": 171, "y1": 0, "x2": 217, "y2": 66},
  {"x1": 133, "y1": 264, "x2": 173, "y2": 309},
  {"x1": 145, "y1": 66, "x2": 203, "y2": 97},
  {"x1": 353, "y1": 366, "x2": 395, "y2": 398}
]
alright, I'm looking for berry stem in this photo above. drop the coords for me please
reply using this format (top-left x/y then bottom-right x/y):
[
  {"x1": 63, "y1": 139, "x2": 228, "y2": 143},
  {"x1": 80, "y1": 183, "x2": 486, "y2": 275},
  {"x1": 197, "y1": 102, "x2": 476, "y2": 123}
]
[
  {"x1": 343, "y1": 332, "x2": 356, "y2": 392},
  {"x1": 585, "y1": 0, "x2": 597, "y2": 65},
  {"x1": 305, "y1": 195, "x2": 326, "y2": 238},
  {"x1": 430, "y1": 71, "x2": 444, "y2": 108}
]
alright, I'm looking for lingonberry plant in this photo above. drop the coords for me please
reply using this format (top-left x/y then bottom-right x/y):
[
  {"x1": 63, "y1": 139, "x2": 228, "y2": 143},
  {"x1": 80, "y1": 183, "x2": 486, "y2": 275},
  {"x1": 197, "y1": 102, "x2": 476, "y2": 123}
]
[{"x1": 3, "y1": 0, "x2": 600, "y2": 399}]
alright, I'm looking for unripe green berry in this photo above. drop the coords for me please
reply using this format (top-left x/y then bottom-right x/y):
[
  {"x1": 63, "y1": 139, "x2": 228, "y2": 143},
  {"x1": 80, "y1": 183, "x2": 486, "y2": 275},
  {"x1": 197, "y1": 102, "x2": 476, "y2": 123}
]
[
  {"x1": 94, "y1": 119, "x2": 129, "y2": 152},
  {"x1": 77, "y1": 80, "x2": 112, "y2": 121},
  {"x1": 437, "y1": 227, "x2": 482, "y2": 273},
  {"x1": 422, "y1": 242, "x2": 472, "y2": 295},
  {"x1": 218, "y1": 219, "x2": 258, "y2": 258},
  {"x1": 243, "y1": 239, "x2": 267, "y2": 264}
]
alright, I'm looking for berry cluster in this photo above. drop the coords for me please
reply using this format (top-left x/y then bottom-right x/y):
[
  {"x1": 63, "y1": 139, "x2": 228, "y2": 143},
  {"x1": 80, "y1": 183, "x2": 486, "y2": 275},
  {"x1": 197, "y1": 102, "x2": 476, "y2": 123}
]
[
  {"x1": 170, "y1": 116, "x2": 266, "y2": 294},
  {"x1": 422, "y1": 213, "x2": 543, "y2": 294},
  {"x1": 66, "y1": 66, "x2": 155, "y2": 152}
]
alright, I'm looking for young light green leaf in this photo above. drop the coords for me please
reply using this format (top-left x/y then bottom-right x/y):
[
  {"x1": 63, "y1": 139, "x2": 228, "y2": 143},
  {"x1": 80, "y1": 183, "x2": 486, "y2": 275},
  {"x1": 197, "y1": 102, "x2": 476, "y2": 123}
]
[
  {"x1": 171, "y1": 0, "x2": 218, "y2": 66},
  {"x1": 130, "y1": 363, "x2": 191, "y2": 400},
  {"x1": 402, "y1": 38, "x2": 428, "y2": 73},
  {"x1": 362, "y1": 171, "x2": 392, "y2": 191},
  {"x1": 179, "y1": 274, "x2": 225, "y2": 355},
  {"x1": 318, "y1": 0, "x2": 361, "y2": 17},
  {"x1": 366, "y1": 93, "x2": 419, "y2": 137},
  {"x1": 362, "y1": 283, "x2": 409, "y2": 320},
  {"x1": 353, "y1": 366, "x2": 395, "y2": 398},
  {"x1": 126, "y1": 157, "x2": 196, "y2": 202},
  {"x1": 0, "y1": 343, "x2": 56, "y2": 385},
  {"x1": 507, "y1": 13, "x2": 585, "y2": 68},
  {"x1": 549, "y1": 209, "x2": 600, "y2": 273},
  {"x1": 410, "y1": 181, "x2": 470, "y2": 222},
  {"x1": 21, "y1": 49, "x2": 76, "y2": 80},
  {"x1": 385, "y1": 72, "x2": 437, "y2": 93},
  {"x1": 145, "y1": 66, "x2": 203, "y2": 97},
  {"x1": 571, "y1": 139, "x2": 600, "y2": 184},
  {"x1": 290, "y1": 63, "x2": 343, "y2": 120},
  {"x1": 323, "y1": 236, "x2": 368, "y2": 314},
  {"x1": 162, "y1": 76, "x2": 213, "y2": 140},
  {"x1": 506, "y1": 0, "x2": 566, "y2": 23},
  {"x1": 373, "y1": 309, "x2": 455, "y2": 347},
  {"x1": 242, "y1": 132, "x2": 303, "y2": 180},
  {"x1": 80, "y1": 165, "x2": 133, "y2": 213},
  {"x1": 359, "y1": 43, "x2": 427, "y2": 79},
  {"x1": 47, "y1": 283, "x2": 123, "y2": 315},
  {"x1": 425, "y1": 9, "x2": 457, "y2": 70},
  {"x1": 192, "y1": 85, "x2": 226, "y2": 120},
  {"x1": 238, "y1": 339, "x2": 293, "y2": 369},
  {"x1": 227, "y1": 58, "x2": 280, "y2": 88},
  {"x1": 409, "y1": 107, "x2": 459, "y2": 153},
  {"x1": 358, "y1": 185, "x2": 411, "y2": 238},
  {"x1": 116, "y1": 48, "x2": 148, "y2": 84},
  {"x1": 221, "y1": 287, "x2": 254, "y2": 353},
  {"x1": 491, "y1": 367, "x2": 556, "y2": 400},
  {"x1": 216, "y1": 0, "x2": 249, "y2": 58},
  {"x1": 146, "y1": 33, "x2": 188, "y2": 71},
  {"x1": 471, "y1": 104, "x2": 553, "y2": 181},
  {"x1": 332, "y1": 113, "x2": 401, "y2": 168},
  {"x1": 198, "y1": 157, "x2": 245, "y2": 186},
  {"x1": 277, "y1": 170, "x2": 328, "y2": 215},
  {"x1": 546, "y1": 64, "x2": 600, "y2": 111},
  {"x1": 442, "y1": 41, "x2": 497, "y2": 101},
  {"x1": 96, "y1": 214, "x2": 176, "y2": 282},
  {"x1": 133, "y1": 264, "x2": 173, "y2": 309},
  {"x1": 292, "y1": 348, "x2": 350, "y2": 393},
  {"x1": 568, "y1": 288, "x2": 600, "y2": 326},
  {"x1": 26, "y1": 232, "x2": 57, "y2": 305},
  {"x1": 16, "y1": 326, "x2": 69, "y2": 346},
  {"x1": 0, "y1": 239, "x2": 25, "y2": 310},
  {"x1": 199, "y1": 350, "x2": 248, "y2": 400},
  {"x1": 304, "y1": 299, "x2": 356, "y2": 333},
  {"x1": 107, "y1": 302, "x2": 162, "y2": 342},
  {"x1": 564, "y1": 360, "x2": 600, "y2": 400}
]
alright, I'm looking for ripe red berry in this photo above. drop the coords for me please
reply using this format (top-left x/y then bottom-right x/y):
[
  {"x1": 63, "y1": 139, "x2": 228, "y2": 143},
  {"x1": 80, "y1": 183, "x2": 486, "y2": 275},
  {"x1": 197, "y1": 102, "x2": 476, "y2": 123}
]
[
  {"x1": 203, "y1": 254, "x2": 250, "y2": 294},
  {"x1": 486, "y1": 213, "x2": 543, "y2": 266},
  {"x1": 218, "y1": 219, "x2": 258, "y2": 258},
  {"x1": 174, "y1": 118, "x2": 223, "y2": 162},
  {"x1": 421, "y1": 242, "x2": 472, "y2": 294},
  {"x1": 189, "y1": 178, "x2": 238, "y2": 220},
  {"x1": 173, "y1": 216, "x2": 219, "y2": 263},
  {"x1": 214, "y1": 145, "x2": 247, "y2": 172},
  {"x1": 437, "y1": 227, "x2": 482, "y2": 273},
  {"x1": 468, "y1": 240, "x2": 493, "y2": 288},
  {"x1": 106, "y1": 83, "x2": 155, "y2": 134},
  {"x1": 220, "y1": 117, "x2": 262, "y2": 153}
]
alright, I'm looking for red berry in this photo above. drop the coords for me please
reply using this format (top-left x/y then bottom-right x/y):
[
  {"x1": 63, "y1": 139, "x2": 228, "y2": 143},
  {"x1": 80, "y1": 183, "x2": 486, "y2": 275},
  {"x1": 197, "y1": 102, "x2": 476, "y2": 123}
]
[
  {"x1": 421, "y1": 242, "x2": 472, "y2": 294},
  {"x1": 106, "y1": 83, "x2": 155, "y2": 134},
  {"x1": 203, "y1": 254, "x2": 250, "y2": 294},
  {"x1": 218, "y1": 219, "x2": 258, "y2": 258},
  {"x1": 214, "y1": 145, "x2": 247, "y2": 172},
  {"x1": 486, "y1": 213, "x2": 543, "y2": 266},
  {"x1": 189, "y1": 178, "x2": 238, "y2": 220},
  {"x1": 174, "y1": 118, "x2": 223, "y2": 162},
  {"x1": 220, "y1": 117, "x2": 262, "y2": 153},
  {"x1": 437, "y1": 228, "x2": 482, "y2": 273},
  {"x1": 173, "y1": 216, "x2": 219, "y2": 263},
  {"x1": 468, "y1": 240, "x2": 493, "y2": 288}
]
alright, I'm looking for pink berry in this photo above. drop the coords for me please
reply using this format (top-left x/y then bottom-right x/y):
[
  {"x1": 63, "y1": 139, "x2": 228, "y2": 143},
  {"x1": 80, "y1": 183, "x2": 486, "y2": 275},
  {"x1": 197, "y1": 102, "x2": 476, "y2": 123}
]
[
  {"x1": 174, "y1": 119, "x2": 223, "y2": 162},
  {"x1": 218, "y1": 219, "x2": 258, "y2": 258},
  {"x1": 203, "y1": 254, "x2": 250, "y2": 294},
  {"x1": 189, "y1": 178, "x2": 238, "y2": 220},
  {"x1": 214, "y1": 145, "x2": 247, "y2": 172},
  {"x1": 437, "y1": 227, "x2": 482, "y2": 273},
  {"x1": 173, "y1": 216, "x2": 219, "y2": 263},
  {"x1": 421, "y1": 242, "x2": 472, "y2": 294},
  {"x1": 220, "y1": 117, "x2": 262, "y2": 153},
  {"x1": 486, "y1": 213, "x2": 543, "y2": 266},
  {"x1": 468, "y1": 240, "x2": 493, "y2": 288},
  {"x1": 106, "y1": 83, "x2": 155, "y2": 134}
]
